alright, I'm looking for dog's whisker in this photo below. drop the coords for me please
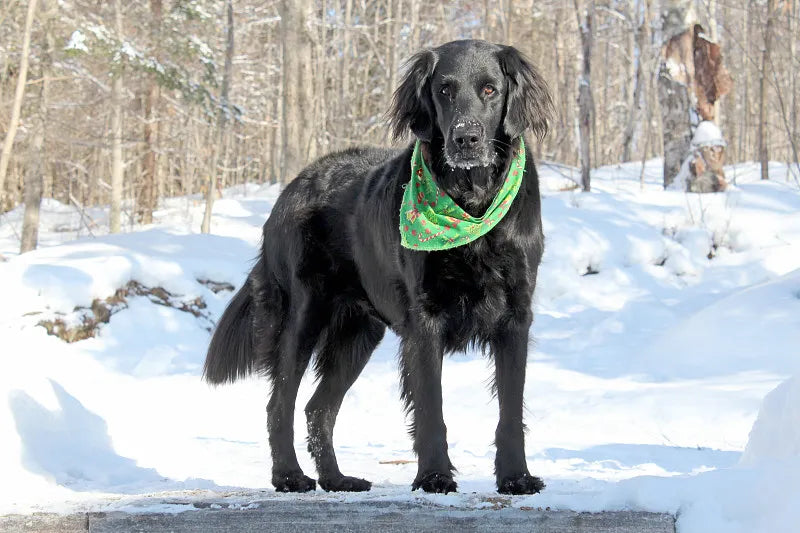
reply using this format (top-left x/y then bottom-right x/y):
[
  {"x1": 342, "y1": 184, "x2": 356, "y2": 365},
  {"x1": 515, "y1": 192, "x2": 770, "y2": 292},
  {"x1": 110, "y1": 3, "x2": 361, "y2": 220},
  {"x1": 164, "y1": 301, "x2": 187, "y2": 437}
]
[{"x1": 489, "y1": 138, "x2": 512, "y2": 148}]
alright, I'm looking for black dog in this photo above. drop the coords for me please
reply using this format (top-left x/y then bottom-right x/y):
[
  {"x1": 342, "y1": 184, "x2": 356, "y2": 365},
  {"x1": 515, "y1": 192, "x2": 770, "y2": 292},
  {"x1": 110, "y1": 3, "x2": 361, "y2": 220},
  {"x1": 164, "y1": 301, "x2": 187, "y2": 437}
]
[{"x1": 204, "y1": 40, "x2": 553, "y2": 495}]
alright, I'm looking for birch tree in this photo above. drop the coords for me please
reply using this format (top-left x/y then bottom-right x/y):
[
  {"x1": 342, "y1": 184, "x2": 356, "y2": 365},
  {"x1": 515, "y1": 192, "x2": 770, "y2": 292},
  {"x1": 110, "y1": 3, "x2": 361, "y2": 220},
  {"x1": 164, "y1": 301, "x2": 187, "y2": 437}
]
[
  {"x1": 201, "y1": 0, "x2": 234, "y2": 234},
  {"x1": 621, "y1": 0, "x2": 651, "y2": 163},
  {"x1": 575, "y1": 0, "x2": 595, "y2": 192},
  {"x1": 657, "y1": 0, "x2": 692, "y2": 189},
  {"x1": 280, "y1": 0, "x2": 315, "y2": 183},
  {"x1": 140, "y1": 0, "x2": 163, "y2": 224},
  {"x1": 20, "y1": 0, "x2": 55, "y2": 252},
  {"x1": 759, "y1": 0, "x2": 778, "y2": 180},
  {"x1": 109, "y1": 0, "x2": 125, "y2": 233},
  {"x1": 0, "y1": 0, "x2": 38, "y2": 208}
]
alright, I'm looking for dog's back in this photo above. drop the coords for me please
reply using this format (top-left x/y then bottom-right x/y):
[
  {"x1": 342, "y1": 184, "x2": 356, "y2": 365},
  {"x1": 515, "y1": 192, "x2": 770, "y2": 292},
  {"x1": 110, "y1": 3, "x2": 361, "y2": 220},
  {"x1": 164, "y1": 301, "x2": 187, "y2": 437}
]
[{"x1": 203, "y1": 146, "x2": 399, "y2": 386}]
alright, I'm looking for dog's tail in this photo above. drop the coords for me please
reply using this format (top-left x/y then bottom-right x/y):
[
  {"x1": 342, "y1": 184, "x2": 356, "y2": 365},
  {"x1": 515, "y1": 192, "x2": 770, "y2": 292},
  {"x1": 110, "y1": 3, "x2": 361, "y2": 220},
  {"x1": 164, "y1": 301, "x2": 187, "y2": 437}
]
[
  {"x1": 205, "y1": 254, "x2": 286, "y2": 385},
  {"x1": 203, "y1": 275, "x2": 257, "y2": 384}
]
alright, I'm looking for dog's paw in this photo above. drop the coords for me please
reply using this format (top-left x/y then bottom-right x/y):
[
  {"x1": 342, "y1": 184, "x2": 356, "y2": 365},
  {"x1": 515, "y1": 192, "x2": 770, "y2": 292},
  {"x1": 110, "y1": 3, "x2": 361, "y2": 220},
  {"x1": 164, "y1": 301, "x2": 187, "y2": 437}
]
[
  {"x1": 272, "y1": 471, "x2": 317, "y2": 493},
  {"x1": 497, "y1": 473, "x2": 545, "y2": 495},
  {"x1": 412, "y1": 472, "x2": 458, "y2": 494},
  {"x1": 319, "y1": 475, "x2": 372, "y2": 492}
]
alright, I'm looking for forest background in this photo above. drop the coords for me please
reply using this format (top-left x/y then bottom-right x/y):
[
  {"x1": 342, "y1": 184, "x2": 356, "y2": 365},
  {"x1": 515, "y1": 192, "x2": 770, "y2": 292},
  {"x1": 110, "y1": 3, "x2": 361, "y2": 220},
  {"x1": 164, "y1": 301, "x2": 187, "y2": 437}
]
[{"x1": 0, "y1": 0, "x2": 797, "y2": 250}]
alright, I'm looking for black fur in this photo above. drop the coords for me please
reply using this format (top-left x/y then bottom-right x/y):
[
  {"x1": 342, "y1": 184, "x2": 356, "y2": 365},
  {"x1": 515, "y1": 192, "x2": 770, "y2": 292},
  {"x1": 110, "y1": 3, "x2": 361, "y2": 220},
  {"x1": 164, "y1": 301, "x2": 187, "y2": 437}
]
[{"x1": 204, "y1": 40, "x2": 553, "y2": 495}]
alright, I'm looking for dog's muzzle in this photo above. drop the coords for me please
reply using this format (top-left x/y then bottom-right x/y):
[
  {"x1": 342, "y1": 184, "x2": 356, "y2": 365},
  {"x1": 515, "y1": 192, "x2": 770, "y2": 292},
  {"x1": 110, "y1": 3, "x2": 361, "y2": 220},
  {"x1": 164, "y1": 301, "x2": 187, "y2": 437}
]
[
  {"x1": 452, "y1": 121, "x2": 484, "y2": 151},
  {"x1": 448, "y1": 120, "x2": 490, "y2": 167}
]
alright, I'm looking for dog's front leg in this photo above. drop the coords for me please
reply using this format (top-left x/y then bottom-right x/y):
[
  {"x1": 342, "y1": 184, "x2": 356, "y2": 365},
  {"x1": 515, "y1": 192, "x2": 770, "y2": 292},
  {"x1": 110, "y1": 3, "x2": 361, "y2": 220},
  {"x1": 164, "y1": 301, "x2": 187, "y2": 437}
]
[
  {"x1": 492, "y1": 316, "x2": 545, "y2": 495},
  {"x1": 400, "y1": 327, "x2": 457, "y2": 494}
]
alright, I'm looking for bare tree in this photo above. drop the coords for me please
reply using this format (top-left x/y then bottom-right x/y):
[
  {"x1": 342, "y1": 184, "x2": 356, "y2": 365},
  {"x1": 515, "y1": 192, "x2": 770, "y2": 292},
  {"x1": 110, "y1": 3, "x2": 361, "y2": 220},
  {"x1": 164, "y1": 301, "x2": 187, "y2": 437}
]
[
  {"x1": 20, "y1": 0, "x2": 55, "y2": 252},
  {"x1": 657, "y1": 1, "x2": 692, "y2": 189},
  {"x1": 338, "y1": 0, "x2": 352, "y2": 151},
  {"x1": 791, "y1": 0, "x2": 798, "y2": 174},
  {"x1": 0, "y1": 0, "x2": 38, "y2": 208},
  {"x1": 139, "y1": 0, "x2": 162, "y2": 225},
  {"x1": 759, "y1": 0, "x2": 778, "y2": 180},
  {"x1": 575, "y1": 0, "x2": 595, "y2": 192},
  {"x1": 280, "y1": 0, "x2": 315, "y2": 183},
  {"x1": 201, "y1": 0, "x2": 234, "y2": 234},
  {"x1": 621, "y1": 0, "x2": 651, "y2": 163},
  {"x1": 109, "y1": 0, "x2": 125, "y2": 233}
]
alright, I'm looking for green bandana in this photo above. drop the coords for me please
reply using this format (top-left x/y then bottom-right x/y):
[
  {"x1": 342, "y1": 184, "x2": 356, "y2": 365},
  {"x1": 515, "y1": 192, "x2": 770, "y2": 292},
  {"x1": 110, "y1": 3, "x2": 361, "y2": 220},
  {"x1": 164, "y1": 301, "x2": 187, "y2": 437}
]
[{"x1": 399, "y1": 138, "x2": 525, "y2": 251}]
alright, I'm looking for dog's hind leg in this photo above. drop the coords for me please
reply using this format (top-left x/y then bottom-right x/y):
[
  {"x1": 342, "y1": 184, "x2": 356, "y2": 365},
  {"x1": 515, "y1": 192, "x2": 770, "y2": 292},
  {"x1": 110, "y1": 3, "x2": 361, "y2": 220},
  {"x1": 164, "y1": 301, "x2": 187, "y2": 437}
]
[
  {"x1": 305, "y1": 308, "x2": 385, "y2": 492},
  {"x1": 267, "y1": 286, "x2": 325, "y2": 493}
]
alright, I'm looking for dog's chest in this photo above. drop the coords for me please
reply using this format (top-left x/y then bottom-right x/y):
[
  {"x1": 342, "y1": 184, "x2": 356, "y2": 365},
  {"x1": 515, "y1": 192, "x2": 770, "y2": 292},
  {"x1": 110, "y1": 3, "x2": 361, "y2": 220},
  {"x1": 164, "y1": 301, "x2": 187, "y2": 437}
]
[{"x1": 415, "y1": 237, "x2": 532, "y2": 344}]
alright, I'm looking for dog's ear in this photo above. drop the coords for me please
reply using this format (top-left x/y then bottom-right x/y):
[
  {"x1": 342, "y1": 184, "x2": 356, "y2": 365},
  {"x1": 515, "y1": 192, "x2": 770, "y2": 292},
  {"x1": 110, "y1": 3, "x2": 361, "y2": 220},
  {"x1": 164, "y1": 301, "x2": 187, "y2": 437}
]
[
  {"x1": 388, "y1": 50, "x2": 438, "y2": 142},
  {"x1": 498, "y1": 46, "x2": 554, "y2": 141}
]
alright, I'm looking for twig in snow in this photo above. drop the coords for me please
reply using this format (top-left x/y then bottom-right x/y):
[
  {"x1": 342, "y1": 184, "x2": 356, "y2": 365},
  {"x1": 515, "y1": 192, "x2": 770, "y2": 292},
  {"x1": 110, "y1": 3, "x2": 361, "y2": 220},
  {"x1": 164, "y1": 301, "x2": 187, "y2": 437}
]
[{"x1": 68, "y1": 193, "x2": 97, "y2": 238}]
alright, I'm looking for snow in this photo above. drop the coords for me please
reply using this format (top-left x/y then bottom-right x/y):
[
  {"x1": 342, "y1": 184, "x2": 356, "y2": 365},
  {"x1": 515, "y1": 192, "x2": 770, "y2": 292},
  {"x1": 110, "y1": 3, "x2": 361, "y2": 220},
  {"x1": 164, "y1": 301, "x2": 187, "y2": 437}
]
[
  {"x1": 118, "y1": 41, "x2": 142, "y2": 62},
  {"x1": 189, "y1": 35, "x2": 214, "y2": 60},
  {"x1": 740, "y1": 376, "x2": 800, "y2": 465},
  {"x1": 65, "y1": 30, "x2": 89, "y2": 53},
  {"x1": 85, "y1": 23, "x2": 113, "y2": 46},
  {"x1": 692, "y1": 121, "x2": 725, "y2": 148},
  {"x1": 1, "y1": 160, "x2": 799, "y2": 532},
  {"x1": 664, "y1": 57, "x2": 688, "y2": 82}
]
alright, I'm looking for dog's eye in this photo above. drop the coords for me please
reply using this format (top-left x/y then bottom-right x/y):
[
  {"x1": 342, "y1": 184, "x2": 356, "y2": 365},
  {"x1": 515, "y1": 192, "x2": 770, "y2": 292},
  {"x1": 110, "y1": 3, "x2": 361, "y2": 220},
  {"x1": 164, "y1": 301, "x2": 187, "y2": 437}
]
[
  {"x1": 440, "y1": 86, "x2": 451, "y2": 97},
  {"x1": 483, "y1": 85, "x2": 495, "y2": 96}
]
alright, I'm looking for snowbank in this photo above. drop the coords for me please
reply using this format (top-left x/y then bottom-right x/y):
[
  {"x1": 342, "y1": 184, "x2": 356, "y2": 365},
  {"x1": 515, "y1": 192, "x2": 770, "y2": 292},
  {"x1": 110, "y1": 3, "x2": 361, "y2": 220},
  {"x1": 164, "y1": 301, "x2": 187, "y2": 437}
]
[{"x1": 741, "y1": 376, "x2": 800, "y2": 465}]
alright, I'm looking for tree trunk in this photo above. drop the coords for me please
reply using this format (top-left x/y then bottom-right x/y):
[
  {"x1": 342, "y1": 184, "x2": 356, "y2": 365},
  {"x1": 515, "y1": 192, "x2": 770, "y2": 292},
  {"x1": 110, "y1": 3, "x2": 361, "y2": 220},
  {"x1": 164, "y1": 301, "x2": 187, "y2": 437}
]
[
  {"x1": 759, "y1": 0, "x2": 777, "y2": 180},
  {"x1": 110, "y1": 0, "x2": 125, "y2": 233},
  {"x1": 575, "y1": 0, "x2": 594, "y2": 192},
  {"x1": 21, "y1": 0, "x2": 54, "y2": 252},
  {"x1": 622, "y1": 0, "x2": 650, "y2": 163},
  {"x1": 270, "y1": 79, "x2": 280, "y2": 183},
  {"x1": 739, "y1": 2, "x2": 751, "y2": 161},
  {"x1": 659, "y1": 15, "x2": 732, "y2": 192},
  {"x1": 410, "y1": 0, "x2": 420, "y2": 48},
  {"x1": 318, "y1": 0, "x2": 328, "y2": 152},
  {"x1": 505, "y1": 0, "x2": 514, "y2": 47},
  {"x1": 337, "y1": 0, "x2": 352, "y2": 152},
  {"x1": 658, "y1": 1, "x2": 694, "y2": 189},
  {"x1": 482, "y1": 0, "x2": 490, "y2": 40},
  {"x1": 0, "y1": 0, "x2": 39, "y2": 210},
  {"x1": 280, "y1": 0, "x2": 314, "y2": 183},
  {"x1": 267, "y1": 22, "x2": 279, "y2": 183},
  {"x1": 388, "y1": 0, "x2": 402, "y2": 112},
  {"x1": 620, "y1": 1, "x2": 636, "y2": 162},
  {"x1": 201, "y1": 0, "x2": 234, "y2": 234},
  {"x1": 792, "y1": 0, "x2": 799, "y2": 174},
  {"x1": 385, "y1": 0, "x2": 395, "y2": 110},
  {"x1": 140, "y1": 0, "x2": 162, "y2": 225},
  {"x1": 706, "y1": 0, "x2": 721, "y2": 122}
]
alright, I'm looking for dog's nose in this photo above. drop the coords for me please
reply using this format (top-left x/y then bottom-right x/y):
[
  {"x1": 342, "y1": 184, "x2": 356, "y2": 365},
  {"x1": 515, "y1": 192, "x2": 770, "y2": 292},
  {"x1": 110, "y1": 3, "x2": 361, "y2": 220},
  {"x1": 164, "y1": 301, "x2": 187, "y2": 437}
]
[{"x1": 452, "y1": 122, "x2": 484, "y2": 150}]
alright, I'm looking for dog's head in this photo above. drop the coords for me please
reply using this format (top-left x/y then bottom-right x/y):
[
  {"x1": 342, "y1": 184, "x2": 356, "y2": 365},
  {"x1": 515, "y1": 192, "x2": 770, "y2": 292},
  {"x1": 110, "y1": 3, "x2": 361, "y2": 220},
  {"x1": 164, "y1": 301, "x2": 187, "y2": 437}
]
[{"x1": 389, "y1": 40, "x2": 553, "y2": 168}]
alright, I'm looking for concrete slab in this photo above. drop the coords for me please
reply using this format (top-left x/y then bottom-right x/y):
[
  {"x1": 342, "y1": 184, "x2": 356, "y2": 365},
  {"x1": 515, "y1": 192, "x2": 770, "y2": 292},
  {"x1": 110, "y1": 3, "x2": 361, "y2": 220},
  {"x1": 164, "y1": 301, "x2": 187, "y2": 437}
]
[
  {"x1": 0, "y1": 513, "x2": 87, "y2": 533},
  {"x1": 1, "y1": 500, "x2": 675, "y2": 533}
]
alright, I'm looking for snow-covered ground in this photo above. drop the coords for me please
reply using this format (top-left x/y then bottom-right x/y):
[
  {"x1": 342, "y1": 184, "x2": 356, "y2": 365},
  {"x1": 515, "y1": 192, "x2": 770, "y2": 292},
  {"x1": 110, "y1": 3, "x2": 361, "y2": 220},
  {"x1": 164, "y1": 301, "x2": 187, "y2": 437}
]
[{"x1": 1, "y1": 160, "x2": 799, "y2": 532}]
